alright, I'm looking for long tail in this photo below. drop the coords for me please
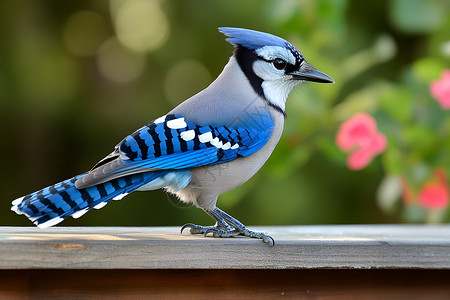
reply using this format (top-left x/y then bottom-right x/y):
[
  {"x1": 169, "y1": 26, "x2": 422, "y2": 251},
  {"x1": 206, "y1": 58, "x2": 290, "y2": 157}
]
[{"x1": 11, "y1": 171, "x2": 168, "y2": 228}]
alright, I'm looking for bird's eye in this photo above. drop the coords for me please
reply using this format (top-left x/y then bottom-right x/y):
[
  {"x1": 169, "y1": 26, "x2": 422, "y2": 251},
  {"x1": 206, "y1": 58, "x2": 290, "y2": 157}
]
[{"x1": 273, "y1": 58, "x2": 287, "y2": 70}]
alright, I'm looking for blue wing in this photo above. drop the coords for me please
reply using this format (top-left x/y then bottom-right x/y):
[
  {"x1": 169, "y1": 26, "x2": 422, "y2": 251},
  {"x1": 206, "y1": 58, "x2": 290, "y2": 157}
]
[
  {"x1": 75, "y1": 112, "x2": 274, "y2": 188},
  {"x1": 120, "y1": 113, "x2": 274, "y2": 169}
]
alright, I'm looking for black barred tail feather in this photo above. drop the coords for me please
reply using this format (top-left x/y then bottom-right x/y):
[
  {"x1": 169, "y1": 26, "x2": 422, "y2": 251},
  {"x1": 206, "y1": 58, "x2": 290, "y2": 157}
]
[{"x1": 11, "y1": 171, "x2": 166, "y2": 228}]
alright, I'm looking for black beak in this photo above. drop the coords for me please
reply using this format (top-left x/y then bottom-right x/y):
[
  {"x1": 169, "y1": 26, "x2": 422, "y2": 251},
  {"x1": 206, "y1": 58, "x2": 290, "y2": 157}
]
[{"x1": 289, "y1": 66, "x2": 334, "y2": 84}]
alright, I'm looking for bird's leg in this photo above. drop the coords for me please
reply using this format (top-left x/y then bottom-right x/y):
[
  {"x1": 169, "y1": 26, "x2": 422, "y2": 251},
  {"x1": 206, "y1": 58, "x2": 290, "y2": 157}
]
[
  {"x1": 208, "y1": 208, "x2": 275, "y2": 245},
  {"x1": 181, "y1": 207, "x2": 274, "y2": 246},
  {"x1": 181, "y1": 209, "x2": 234, "y2": 235}
]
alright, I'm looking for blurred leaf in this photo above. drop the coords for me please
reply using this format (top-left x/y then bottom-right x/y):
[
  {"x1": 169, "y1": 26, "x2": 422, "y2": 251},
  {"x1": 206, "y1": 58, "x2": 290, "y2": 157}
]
[
  {"x1": 404, "y1": 125, "x2": 436, "y2": 158},
  {"x1": 316, "y1": 0, "x2": 348, "y2": 35},
  {"x1": 412, "y1": 57, "x2": 448, "y2": 82},
  {"x1": 265, "y1": 143, "x2": 311, "y2": 179},
  {"x1": 379, "y1": 84, "x2": 412, "y2": 124},
  {"x1": 341, "y1": 35, "x2": 396, "y2": 80},
  {"x1": 382, "y1": 147, "x2": 404, "y2": 174},
  {"x1": 389, "y1": 0, "x2": 445, "y2": 34},
  {"x1": 333, "y1": 86, "x2": 378, "y2": 121},
  {"x1": 402, "y1": 204, "x2": 427, "y2": 222},
  {"x1": 291, "y1": 145, "x2": 313, "y2": 167},
  {"x1": 436, "y1": 134, "x2": 450, "y2": 170},
  {"x1": 426, "y1": 209, "x2": 447, "y2": 223},
  {"x1": 408, "y1": 163, "x2": 431, "y2": 188},
  {"x1": 316, "y1": 135, "x2": 346, "y2": 165}
]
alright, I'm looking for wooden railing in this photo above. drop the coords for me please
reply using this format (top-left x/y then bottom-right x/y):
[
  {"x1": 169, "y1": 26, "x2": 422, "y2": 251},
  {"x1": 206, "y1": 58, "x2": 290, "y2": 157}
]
[{"x1": 1, "y1": 225, "x2": 449, "y2": 298}]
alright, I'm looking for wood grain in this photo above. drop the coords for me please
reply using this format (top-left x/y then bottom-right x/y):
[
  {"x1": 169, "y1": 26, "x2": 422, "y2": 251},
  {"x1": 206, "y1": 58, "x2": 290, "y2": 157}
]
[{"x1": 1, "y1": 225, "x2": 449, "y2": 269}]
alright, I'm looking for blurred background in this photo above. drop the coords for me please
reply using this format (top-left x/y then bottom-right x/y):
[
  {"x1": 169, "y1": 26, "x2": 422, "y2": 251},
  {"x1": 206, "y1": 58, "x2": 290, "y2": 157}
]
[{"x1": 1, "y1": 0, "x2": 449, "y2": 227}]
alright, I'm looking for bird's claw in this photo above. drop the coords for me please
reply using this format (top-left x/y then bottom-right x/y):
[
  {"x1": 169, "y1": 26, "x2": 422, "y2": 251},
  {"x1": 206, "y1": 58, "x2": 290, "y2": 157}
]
[
  {"x1": 181, "y1": 223, "x2": 207, "y2": 234},
  {"x1": 204, "y1": 227, "x2": 240, "y2": 238},
  {"x1": 262, "y1": 235, "x2": 275, "y2": 246},
  {"x1": 181, "y1": 223, "x2": 275, "y2": 246},
  {"x1": 239, "y1": 228, "x2": 275, "y2": 246},
  {"x1": 181, "y1": 223, "x2": 233, "y2": 235}
]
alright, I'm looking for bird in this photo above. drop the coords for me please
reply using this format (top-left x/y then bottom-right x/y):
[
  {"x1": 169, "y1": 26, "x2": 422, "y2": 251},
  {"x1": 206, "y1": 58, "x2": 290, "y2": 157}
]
[{"x1": 11, "y1": 27, "x2": 334, "y2": 245}]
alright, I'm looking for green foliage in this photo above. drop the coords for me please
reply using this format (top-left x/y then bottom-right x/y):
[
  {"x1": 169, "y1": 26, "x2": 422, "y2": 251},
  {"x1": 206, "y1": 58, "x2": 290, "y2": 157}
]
[{"x1": 2, "y1": 0, "x2": 449, "y2": 226}]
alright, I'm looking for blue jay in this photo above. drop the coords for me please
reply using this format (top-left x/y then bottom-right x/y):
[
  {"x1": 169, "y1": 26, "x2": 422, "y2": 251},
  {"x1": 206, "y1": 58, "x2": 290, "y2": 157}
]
[{"x1": 12, "y1": 27, "x2": 333, "y2": 245}]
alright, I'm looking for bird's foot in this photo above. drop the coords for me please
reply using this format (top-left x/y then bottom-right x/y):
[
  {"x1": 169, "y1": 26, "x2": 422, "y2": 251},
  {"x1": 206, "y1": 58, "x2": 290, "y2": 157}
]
[
  {"x1": 181, "y1": 223, "x2": 274, "y2": 246},
  {"x1": 204, "y1": 226, "x2": 275, "y2": 246},
  {"x1": 181, "y1": 223, "x2": 234, "y2": 235},
  {"x1": 181, "y1": 207, "x2": 275, "y2": 246}
]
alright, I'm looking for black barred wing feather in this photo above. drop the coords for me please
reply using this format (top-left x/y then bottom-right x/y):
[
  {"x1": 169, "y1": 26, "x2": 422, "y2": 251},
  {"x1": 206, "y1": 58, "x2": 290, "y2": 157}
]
[
  {"x1": 76, "y1": 113, "x2": 274, "y2": 188},
  {"x1": 119, "y1": 113, "x2": 274, "y2": 169}
]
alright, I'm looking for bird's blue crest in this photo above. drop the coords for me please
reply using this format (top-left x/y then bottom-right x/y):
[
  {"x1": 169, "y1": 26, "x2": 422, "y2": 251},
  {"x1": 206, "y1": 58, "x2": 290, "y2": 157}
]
[{"x1": 219, "y1": 27, "x2": 292, "y2": 50}]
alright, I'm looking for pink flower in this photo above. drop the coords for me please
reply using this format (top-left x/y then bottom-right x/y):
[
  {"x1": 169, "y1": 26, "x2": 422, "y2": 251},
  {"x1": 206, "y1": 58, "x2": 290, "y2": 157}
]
[
  {"x1": 430, "y1": 70, "x2": 450, "y2": 109},
  {"x1": 419, "y1": 183, "x2": 449, "y2": 209},
  {"x1": 336, "y1": 113, "x2": 387, "y2": 170},
  {"x1": 419, "y1": 169, "x2": 449, "y2": 210},
  {"x1": 402, "y1": 169, "x2": 449, "y2": 210}
]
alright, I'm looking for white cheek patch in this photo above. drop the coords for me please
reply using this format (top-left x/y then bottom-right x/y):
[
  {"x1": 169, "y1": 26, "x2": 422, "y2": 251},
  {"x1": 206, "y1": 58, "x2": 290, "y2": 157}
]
[
  {"x1": 253, "y1": 60, "x2": 282, "y2": 81},
  {"x1": 253, "y1": 60, "x2": 300, "y2": 112},
  {"x1": 261, "y1": 80, "x2": 299, "y2": 112},
  {"x1": 253, "y1": 46, "x2": 301, "y2": 112},
  {"x1": 256, "y1": 46, "x2": 296, "y2": 65}
]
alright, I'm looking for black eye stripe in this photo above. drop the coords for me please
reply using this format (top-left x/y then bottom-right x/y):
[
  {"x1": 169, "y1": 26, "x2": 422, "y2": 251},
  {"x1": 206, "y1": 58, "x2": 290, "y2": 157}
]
[
  {"x1": 285, "y1": 63, "x2": 297, "y2": 73},
  {"x1": 257, "y1": 55, "x2": 297, "y2": 74},
  {"x1": 258, "y1": 56, "x2": 291, "y2": 67}
]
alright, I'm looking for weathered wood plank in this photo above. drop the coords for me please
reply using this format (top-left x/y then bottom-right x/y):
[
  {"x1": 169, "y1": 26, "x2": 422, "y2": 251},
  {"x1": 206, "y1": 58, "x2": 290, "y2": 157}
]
[{"x1": 0, "y1": 225, "x2": 449, "y2": 269}]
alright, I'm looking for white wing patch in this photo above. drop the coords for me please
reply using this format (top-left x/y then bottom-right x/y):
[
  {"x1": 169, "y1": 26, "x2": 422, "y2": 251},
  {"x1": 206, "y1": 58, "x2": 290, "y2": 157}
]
[
  {"x1": 198, "y1": 131, "x2": 239, "y2": 150},
  {"x1": 210, "y1": 137, "x2": 220, "y2": 147},
  {"x1": 180, "y1": 129, "x2": 196, "y2": 141},
  {"x1": 166, "y1": 117, "x2": 187, "y2": 129},
  {"x1": 198, "y1": 131, "x2": 213, "y2": 143},
  {"x1": 222, "y1": 142, "x2": 231, "y2": 150},
  {"x1": 72, "y1": 208, "x2": 89, "y2": 219},
  {"x1": 11, "y1": 196, "x2": 24, "y2": 206},
  {"x1": 93, "y1": 202, "x2": 107, "y2": 209},
  {"x1": 154, "y1": 115, "x2": 166, "y2": 124},
  {"x1": 36, "y1": 217, "x2": 64, "y2": 229},
  {"x1": 112, "y1": 193, "x2": 129, "y2": 201},
  {"x1": 197, "y1": 131, "x2": 240, "y2": 150}
]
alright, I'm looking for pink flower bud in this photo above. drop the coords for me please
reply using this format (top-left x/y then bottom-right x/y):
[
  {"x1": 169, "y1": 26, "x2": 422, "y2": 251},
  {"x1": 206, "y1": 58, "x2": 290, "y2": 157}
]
[{"x1": 430, "y1": 70, "x2": 450, "y2": 110}]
